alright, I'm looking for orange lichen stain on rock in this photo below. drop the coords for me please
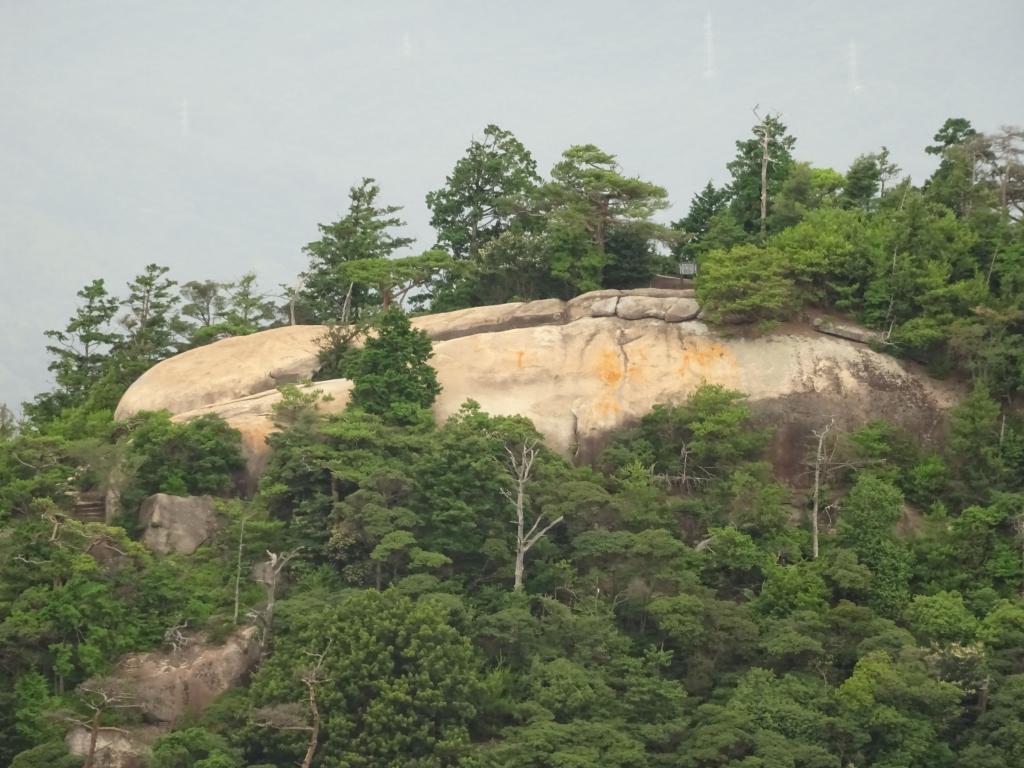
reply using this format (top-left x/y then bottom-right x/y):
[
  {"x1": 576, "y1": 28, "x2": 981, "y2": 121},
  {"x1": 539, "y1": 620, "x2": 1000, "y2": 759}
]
[
  {"x1": 675, "y1": 339, "x2": 739, "y2": 386},
  {"x1": 595, "y1": 347, "x2": 624, "y2": 386},
  {"x1": 515, "y1": 350, "x2": 526, "y2": 369},
  {"x1": 594, "y1": 396, "x2": 622, "y2": 419},
  {"x1": 624, "y1": 346, "x2": 649, "y2": 385}
]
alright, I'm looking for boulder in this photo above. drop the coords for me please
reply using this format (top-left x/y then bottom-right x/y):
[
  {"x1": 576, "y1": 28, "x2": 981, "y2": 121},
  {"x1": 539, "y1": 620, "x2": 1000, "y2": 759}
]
[
  {"x1": 115, "y1": 627, "x2": 260, "y2": 724},
  {"x1": 412, "y1": 298, "x2": 566, "y2": 341},
  {"x1": 664, "y1": 298, "x2": 701, "y2": 322},
  {"x1": 117, "y1": 305, "x2": 960, "y2": 481},
  {"x1": 66, "y1": 726, "x2": 162, "y2": 768},
  {"x1": 187, "y1": 316, "x2": 958, "y2": 474},
  {"x1": 114, "y1": 325, "x2": 328, "y2": 420},
  {"x1": 567, "y1": 292, "x2": 619, "y2": 321},
  {"x1": 429, "y1": 316, "x2": 958, "y2": 462},
  {"x1": 66, "y1": 628, "x2": 261, "y2": 767},
  {"x1": 615, "y1": 295, "x2": 676, "y2": 320},
  {"x1": 138, "y1": 494, "x2": 217, "y2": 555}
]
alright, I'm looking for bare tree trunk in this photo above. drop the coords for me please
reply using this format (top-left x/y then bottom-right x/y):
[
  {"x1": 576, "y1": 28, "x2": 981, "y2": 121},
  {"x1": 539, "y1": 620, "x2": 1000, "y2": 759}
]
[
  {"x1": 340, "y1": 282, "x2": 354, "y2": 325},
  {"x1": 233, "y1": 515, "x2": 248, "y2": 625},
  {"x1": 259, "y1": 549, "x2": 300, "y2": 653},
  {"x1": 84, "y1": 710, "x2": 100, "y2": 768},
  {"x1": 504, "y1": 442, "x2": 564, "y2": 592},
  {"x1": 759, "y1": 121, "x2": 770, "y2": 237},
  {"x1": 811, "y1": 420, "x2": 833, "y2": 560},
  {"x1": 301, "y1": 683, "x2": 321, "y2": 768}
]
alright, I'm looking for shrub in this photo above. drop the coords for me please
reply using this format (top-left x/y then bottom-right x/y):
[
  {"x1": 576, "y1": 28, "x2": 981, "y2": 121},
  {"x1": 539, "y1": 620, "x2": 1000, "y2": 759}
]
[
  {"x1": 124, "y1": 412, "x2": 245, "y2": 501},
  {"x1": 697, "y1": 245, "x2": 798, "y2": 323}
]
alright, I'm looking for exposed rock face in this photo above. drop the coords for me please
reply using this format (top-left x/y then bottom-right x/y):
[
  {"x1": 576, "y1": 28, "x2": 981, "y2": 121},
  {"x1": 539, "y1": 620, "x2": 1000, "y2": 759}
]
[
  {"x1": 114, "y1": 290, "x2": 699, "y2": 420},
  {"x1": 813, "y1": 316, "x2": 884, "y2": 345},
  {"x1": 121, "y1": 626, "x2": 261, "y2": 723},
  {"x1": 66, "y1": 726, "x2": 160, "y2": 768},
  {"x1": 138, "y1": 493, "x2": 218, "y2": 555},
  {"x1": 66, "y1": 628, "x2": 261, "y2": 767},
  {"x1": 428, "y1": 317, "x2": 956, "y2": 463},
  {"x1": 115, "y1": 325, "x2": 327, "y2": 420},
  {"x1": 115, "y1": 291, "x2": 960, "y2": 484}
]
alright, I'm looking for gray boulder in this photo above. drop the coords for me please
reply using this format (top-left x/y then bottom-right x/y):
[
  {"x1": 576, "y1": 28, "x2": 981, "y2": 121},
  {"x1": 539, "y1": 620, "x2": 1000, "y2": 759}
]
[{"x1": 139, "y1": 494, "x2": 217, "y2": 555}]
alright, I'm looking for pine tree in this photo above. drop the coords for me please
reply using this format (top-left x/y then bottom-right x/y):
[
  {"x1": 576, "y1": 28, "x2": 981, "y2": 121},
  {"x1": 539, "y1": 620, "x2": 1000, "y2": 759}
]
[
  {"x1": 726, "y1": 112, "x2": 796, "y2": 235},
  {"x1": 348, "y1": 309, "x2": 441, "y2": 423},
  {"x1": 41, "y1": 279, "x2": 122, "y2": 410},
  {"x1": 426, "y1": 124, "x2": 540, "y2": 262},
  {"x1": 300, "y1": 178, "x2": 414, "y2": 322}
]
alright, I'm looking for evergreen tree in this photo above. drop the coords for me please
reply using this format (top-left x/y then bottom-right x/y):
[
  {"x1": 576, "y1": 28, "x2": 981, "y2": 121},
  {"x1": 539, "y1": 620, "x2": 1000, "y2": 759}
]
[
  {"x1": 41, "y1": 278, "x2": 121, "y2": 411},
  {"x1": 672, "y1": 181, "x2": 731, "y2": 259},
  {"x1": 301, "y1": 178, "x2": 415, "y2": 321},
  {"x1": 541, "y1": 144, "x2": 672, "y2": 292},
  {"x1": 348, "y1": 309, "x2": 441, "y2": 422},
  {"x1": 726, "y1": 113, "x2": 797, "y2": 235},
  {"x1": 119, "y1": 263, "x2": 184, "y2": 368},
  {"x1": 426, "y1": 124, "x2": 540, "y2": 262}
]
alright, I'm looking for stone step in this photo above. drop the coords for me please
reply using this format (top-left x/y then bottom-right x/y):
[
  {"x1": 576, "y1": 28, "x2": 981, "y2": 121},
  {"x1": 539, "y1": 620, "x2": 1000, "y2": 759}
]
[{"x1": 72, "y1": 497, "x2": 106, "y2": 524}]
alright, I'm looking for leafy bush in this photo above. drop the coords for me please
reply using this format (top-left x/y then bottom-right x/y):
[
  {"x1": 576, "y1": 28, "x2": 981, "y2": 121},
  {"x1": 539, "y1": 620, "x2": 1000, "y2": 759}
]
[
  {"x1": 124, "y1": 411, "x2": 245, "y2": 499},
  {"x1": 697, "y1": 244, "x2": 798, "y2": 323},
  {"x1": 347, "y1": 309, "x2": 441, "y2": 422}
]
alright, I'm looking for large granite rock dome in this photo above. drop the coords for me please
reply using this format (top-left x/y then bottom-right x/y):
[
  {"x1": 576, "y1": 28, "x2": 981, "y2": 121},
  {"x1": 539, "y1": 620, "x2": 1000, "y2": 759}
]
[{"x1": 115, "y1": 290, "x2": 960, "y2": 485}]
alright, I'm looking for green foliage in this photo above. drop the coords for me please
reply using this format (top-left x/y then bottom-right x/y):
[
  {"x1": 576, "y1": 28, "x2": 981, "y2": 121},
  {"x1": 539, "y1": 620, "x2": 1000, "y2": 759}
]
[
  {"x1": 123, "y1": 411, "x2": 244, "y2": 500},
  {"x1": 949, "y1": 383, "x2": 1008, "y2": 504},
  {"x1": 9, "y1": 117, "x2": 1024, "y2": 768},
  {"x1": 672, "y1": 180, "x2": 731, "y2": 259},
  {"x1": 603, "y1": 384, "x2": 767, "y2": 483},
  {"x1": 300, "y1": 177, "x2": 416, "y2": 321},
  {"x1": 9, "y1": 741, "x2": 82, "y2": 768},
  {"x1": 151, "y1": 727, "x2": 244, "y2": 768},
  {"x1": 247, "y1": 590, "x2": 479, "y2": 767},
  {"x1": 697, "y1": 244, "x2": 798, "y2": 322},
  {"x1": 839, "y1": 475, "x2": 912, "y2": 616},
  {"x1": 426, "y1": 124, "x2": 540, "y2": 263},
  {"x1": 726, "y1": 113, "x2": 797, "y2": 234},
  {"x1": 348, "y1": 309, "x2": 441, "y2": 422}
]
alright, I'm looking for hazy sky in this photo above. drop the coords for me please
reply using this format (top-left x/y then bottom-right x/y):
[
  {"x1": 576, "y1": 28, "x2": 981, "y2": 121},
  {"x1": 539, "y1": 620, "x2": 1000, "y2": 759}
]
[{"x1": 2, "y1": 0, "x2": 1022, "y2": 411}]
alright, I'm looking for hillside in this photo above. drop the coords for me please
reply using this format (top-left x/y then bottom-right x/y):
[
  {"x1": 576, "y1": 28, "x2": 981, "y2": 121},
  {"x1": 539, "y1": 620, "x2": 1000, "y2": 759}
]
[{"x1": 2, "y1": 114, "x2": 1023, "y2": 768}]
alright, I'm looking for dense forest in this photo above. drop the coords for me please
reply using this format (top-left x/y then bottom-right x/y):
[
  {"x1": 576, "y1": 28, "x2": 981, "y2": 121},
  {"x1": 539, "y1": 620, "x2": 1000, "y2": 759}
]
[{"x1": 2, "y1": 115, "x2": 1024, "y2": 767}]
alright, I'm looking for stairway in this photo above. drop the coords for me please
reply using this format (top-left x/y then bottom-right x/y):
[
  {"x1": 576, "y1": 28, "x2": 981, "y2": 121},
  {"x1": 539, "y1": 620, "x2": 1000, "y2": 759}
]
[{"x1": 72, "y1": 492, "x2": 106, "y2": 524}]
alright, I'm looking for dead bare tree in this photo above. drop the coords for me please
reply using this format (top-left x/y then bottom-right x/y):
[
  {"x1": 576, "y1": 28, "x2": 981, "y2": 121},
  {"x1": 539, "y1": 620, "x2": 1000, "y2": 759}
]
[
  {"x1": 803, "y1": 419, "x2": 870, "y2": 558},
  {"x1": 991, "y1": 125, "x2": 1024, "y2": 220},
  {"x1": 163, "y1": 620, "x2": 191, "y2": 653},
  {"x1": 232, "y1": 512, "x2": 253, "y2": 625},
  {"x1": 255, "y1": 548, "x2": 301, "y2": 653},
  {"x1": 254, "y1": 640, "x2": 332, "y2": 768},
  {"x1": 809, "y1": 419, "x2": 835, "y2": 559},
  {"x1": 754, "y1": 107, "x2": 772, "y2": 236},
  {"x1": 502, "y1": 441, "x2": 563, "y2": 592},
  {"x1": 66, "y1": 683, "x2": 138, "y2": 768},
  {"x1": 750, "y1": 105, "x2": 790, "y2": 237}
]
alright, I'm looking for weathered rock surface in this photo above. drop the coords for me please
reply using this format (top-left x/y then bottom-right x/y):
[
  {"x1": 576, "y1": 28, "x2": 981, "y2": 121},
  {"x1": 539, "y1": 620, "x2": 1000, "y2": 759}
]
[
  {"x1": 139, "y1": 493, "x2": 218, "y2": 555},
  {"x1": 66, "y1": 628, "x2": 260, "y2": 767},
  {"x1": 115, "y1": 289, "x2": 700, "y2": 420},
  {"x1": 66, "y1": 725, "x2": 162, "y2": 768},
  {"x1": 813, "y1": 316, "x2": 884, "y2": 345},
  {"x1": 114, "y1": 325, "x2": 327, "y2": 420},
  {"x1": 123, "y1": 627, "x2": 260, "y2": 723},
  {"x1": 117, "y1": 303, "x2": 958, "y2": 483}
]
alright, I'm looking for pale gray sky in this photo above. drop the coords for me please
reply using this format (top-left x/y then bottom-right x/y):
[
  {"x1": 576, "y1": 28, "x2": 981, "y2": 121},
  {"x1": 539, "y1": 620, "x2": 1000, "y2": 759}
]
[{"x1": 2, "y1": 0, "x2": 1022, "y2": 411}]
